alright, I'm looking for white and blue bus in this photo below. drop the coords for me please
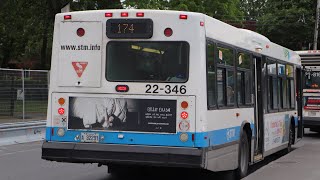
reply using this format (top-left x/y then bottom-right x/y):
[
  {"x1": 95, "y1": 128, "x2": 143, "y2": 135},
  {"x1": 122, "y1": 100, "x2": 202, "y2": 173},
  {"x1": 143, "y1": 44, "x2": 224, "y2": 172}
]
[{"x1": 42, "y1": 9, "x2": 303, "y2": 179}]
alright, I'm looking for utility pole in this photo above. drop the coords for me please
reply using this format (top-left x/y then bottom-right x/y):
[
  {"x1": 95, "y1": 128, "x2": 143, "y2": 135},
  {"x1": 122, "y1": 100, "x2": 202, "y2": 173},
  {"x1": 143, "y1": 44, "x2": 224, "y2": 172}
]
[{"x1": 313, "y1": 0, "x2": 320, "y2": 50}]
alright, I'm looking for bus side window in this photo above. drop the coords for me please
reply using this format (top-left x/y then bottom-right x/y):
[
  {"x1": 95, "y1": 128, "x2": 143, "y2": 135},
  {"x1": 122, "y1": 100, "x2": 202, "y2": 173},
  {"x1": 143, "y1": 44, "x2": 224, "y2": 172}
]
[
  {"x1": 217, "y1": 68, "x2": 225, "y2": 106},
  {"x1": 207, "y1": 42, "x2": 216, "y2": 108},
  {"x1": 217, "y1": 46, "x2": 235, "y2": 107},
  {"x1": 286, "y1": 65, "x2": 295, "y2": 109},
  {"x1": 237, "y1": 52, "x2": 252, "y2": 106},
  {"x1": 278, "y1": 63, "x2": 287, "y2": 109},
  {"x1": 267, "y1": 59, "x2": 278, "y2": 111}
]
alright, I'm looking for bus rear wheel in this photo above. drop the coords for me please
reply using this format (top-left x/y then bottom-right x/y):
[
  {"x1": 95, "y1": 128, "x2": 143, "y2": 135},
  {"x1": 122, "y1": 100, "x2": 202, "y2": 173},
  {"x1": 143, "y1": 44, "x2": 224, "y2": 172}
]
[
  {"x1": 286, "y1": 123, "x2": 294, "y2": 153},
  {"x1": 233, "y1": 131, "x2": 249, "y2": 180}
]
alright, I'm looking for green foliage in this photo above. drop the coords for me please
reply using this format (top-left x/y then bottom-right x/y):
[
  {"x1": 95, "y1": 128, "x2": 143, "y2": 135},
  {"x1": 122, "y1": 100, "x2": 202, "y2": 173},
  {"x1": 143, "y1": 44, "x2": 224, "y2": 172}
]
[
  {"x1": 240, "y1": 0, "x2": 267, "y2": 20},
  {"x1": 123, "y1": 0, "x2": 169, "y2": 9},
  {"x1": 0, "y1": 0, "x2": 318, "y2": 70},
  {"x1": 71, "y1": 0, "x2": 122, "y2": 10},
  {"x1": 0, "y1": 0, "x2": 47, "y2": 68},
  {"x1": 0, "y1": 0, "x2": 122, "y2": 69},
  {"x1": 257, "y1": 0, "x2": 316, "y2": 50}
]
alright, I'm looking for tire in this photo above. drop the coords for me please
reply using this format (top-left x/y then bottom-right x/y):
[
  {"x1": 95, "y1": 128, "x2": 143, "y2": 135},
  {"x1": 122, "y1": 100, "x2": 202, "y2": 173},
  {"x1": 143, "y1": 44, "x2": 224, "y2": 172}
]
[
  {"x1": 287, "y1": 123, "x2": 294, "y2": 153},
  {"x1": 234, "y1": 131, "x2": 249, "y2": 180}
]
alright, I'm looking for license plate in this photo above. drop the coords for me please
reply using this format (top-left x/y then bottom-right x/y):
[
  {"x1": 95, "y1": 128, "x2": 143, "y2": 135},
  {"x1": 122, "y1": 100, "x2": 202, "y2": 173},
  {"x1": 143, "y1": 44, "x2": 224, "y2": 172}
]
[
  {"x1": 309, "y1": 111, "x2": 317, "y2": 116},
  {"x1": 81, "y1": 132, "x2": 99, "y2": 143}
]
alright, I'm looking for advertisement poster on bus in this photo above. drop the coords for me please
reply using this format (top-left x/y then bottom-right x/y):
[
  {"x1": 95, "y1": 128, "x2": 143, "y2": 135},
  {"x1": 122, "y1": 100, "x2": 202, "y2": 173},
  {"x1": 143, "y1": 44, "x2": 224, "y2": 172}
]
[
  {"x1": 68, "y1": 97, "x2": 177, "y2": 133},
  {"x1": 264, "y1": 114, "x2": 290, "y2": 151}
]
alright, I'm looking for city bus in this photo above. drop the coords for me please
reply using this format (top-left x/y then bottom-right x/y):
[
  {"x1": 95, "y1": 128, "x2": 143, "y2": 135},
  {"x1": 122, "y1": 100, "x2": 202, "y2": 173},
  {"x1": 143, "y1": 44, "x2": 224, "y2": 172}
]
[
  {"x1": 42, "y1": 9, "x2": 303, "y2": 179},
  {"x1": 296, "y1": 50, "x2": 320, "y2": 132}
]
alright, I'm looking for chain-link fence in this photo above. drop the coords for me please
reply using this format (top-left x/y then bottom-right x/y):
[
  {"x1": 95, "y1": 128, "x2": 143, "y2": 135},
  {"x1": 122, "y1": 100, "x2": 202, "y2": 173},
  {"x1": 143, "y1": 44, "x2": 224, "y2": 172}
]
[{"x1": 0, "y1": 68, "x2": 49, "y2": 124}]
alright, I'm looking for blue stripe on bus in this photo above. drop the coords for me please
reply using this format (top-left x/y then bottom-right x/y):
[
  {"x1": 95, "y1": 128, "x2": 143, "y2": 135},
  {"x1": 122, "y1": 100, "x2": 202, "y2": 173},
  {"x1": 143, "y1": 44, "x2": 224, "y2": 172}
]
[
  {"x1": 46, "y1": 124, "x2": 255, "y2": 148},
  {"x1": 294, "y1": 116, "x2": 298, "y2": 127},
  {"x1": 45, "y1": 128, "x2": 51, "y2": 141}
]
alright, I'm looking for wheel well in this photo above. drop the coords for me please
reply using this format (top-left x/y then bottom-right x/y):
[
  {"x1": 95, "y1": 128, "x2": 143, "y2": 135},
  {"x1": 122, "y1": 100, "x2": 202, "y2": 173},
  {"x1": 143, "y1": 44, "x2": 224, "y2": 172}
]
[{"x1": 243, "y1": 123, "x2": 252, "y2": 162}]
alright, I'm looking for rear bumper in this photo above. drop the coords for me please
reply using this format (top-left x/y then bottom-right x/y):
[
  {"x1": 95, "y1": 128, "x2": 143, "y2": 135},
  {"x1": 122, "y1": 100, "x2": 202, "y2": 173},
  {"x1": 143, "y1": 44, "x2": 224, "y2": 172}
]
[
  {"x1": 303, "y1": 117, "x2": 320, "y2": 128},
  {"x1": 42, "y1": 141, "x2": 205, "y2": 168}
]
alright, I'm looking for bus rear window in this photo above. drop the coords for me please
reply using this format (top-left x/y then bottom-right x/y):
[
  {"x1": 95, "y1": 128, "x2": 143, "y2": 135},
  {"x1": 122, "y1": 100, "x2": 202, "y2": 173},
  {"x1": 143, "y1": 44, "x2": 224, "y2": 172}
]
[
  {"x1": 305, "y1": 71, "x2": 320, "y2": 89},
  {"x1": 106, "y1": 41, "x2": 189, "y2": 82}
]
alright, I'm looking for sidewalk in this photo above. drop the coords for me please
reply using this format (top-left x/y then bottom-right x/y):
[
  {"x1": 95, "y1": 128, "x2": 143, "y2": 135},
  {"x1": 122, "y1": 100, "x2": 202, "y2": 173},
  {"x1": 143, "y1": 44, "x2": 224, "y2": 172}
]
[{"x1": 244, "y1": 134, "x2": 320, "y2": 180}]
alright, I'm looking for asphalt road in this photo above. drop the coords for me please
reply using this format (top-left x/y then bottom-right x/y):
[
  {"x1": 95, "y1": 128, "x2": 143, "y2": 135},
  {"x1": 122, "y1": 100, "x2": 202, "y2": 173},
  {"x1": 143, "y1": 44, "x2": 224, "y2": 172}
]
[{"x1": 0, "y1": 129, "x2": 319, "y2": 180}]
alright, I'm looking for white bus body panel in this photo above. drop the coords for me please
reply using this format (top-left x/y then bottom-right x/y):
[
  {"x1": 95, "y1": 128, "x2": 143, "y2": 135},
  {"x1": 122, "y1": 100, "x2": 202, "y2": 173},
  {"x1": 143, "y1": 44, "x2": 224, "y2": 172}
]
[{"x1": 58, "y1": 21, "x2": 102, "y2": 87}]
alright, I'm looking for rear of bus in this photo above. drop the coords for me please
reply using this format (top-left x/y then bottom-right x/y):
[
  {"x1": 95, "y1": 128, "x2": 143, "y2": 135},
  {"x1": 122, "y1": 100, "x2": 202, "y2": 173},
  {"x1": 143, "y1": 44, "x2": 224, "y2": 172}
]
[
  {"x1": 303, "y1": 67, "x2": 320, "y2": 132},
  {"x1": 296, "y1": 50, "x2": 320, "y2": 132},
  {"x1": 42, "y1": 10, "x2": 208, "y2": 169}
]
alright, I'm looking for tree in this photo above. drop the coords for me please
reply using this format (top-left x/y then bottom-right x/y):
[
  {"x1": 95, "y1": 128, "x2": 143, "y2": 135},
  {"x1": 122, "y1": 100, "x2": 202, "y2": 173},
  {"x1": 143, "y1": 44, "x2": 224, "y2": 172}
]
[
  {"x1": 71, "y1": 0, "x2": 122, "y2": 10},
  {"x1": 257, "y1": 0, "x2": 316, "y2": 50},
  {"x1": 123, "y1": 0, "x2": 169, "y2": 9},
  {"x1": 0, "y1": 0, "x2": 122, "y2": 69},
  {"x1": 239, "y1": 0, "x2": 267, "y2": 21},
  {"x1": 123, "y1": 0, "x2": 243, "y2": 23}
]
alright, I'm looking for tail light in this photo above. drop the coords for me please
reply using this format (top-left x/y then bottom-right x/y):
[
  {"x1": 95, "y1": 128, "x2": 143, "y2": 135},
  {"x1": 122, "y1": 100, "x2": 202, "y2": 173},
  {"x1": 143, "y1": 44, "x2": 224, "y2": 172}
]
[
  {"x1": 121, "y1": 12, "x2": 128, "y2": 17},
  {"x1": 76, "y1": 28, "x2": 85, "y2": 37},
  {"x1": 105, "y1": 12, "x2": 113, "y2": 17},
  {"x1": 179, "y1": 14, "x2": 188, "y2": 19},
  {"x1": 116, "y1": 85, "x2": 129, "y2": 92},
  {"x1": 136, "y1": 12, "x2": 144, "y2": 17},
  {"x1": 164, "y1": 28, "x2": 173, "y2": 37},
  {"x1": 64, "y1": 15, "x2": 72, "y2": 20},
  {"x1": 58, "y1": 108, "x2": 65, "y2": 115},
  {"x1": 181, "y1": 111, "x2": 188, "y2": 119}
]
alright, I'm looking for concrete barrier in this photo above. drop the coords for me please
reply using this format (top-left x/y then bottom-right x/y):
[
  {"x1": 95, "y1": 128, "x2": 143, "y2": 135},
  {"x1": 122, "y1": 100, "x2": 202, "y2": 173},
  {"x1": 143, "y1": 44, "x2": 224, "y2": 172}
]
[{"x1": 0, "y1": 121, "x2": 46, "y2": 146}]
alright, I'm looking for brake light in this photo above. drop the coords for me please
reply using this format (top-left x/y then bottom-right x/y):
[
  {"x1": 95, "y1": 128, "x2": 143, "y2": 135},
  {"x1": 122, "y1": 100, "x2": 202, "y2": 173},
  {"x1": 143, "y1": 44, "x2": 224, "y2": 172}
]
[
  {"x1": 116, "y1": 85, "x2": 129, "y2": 92},
  {"x1": 64, "y1": 15, "x2": 72, "y2": 20},
  {"x1": 136, "y1": 12, "x2": 144, "y2": 17},
  {"x1": 164, "y1": 28, "x2": 173, "y2": 37},
  {"x1": 179, "y1": 14, "x2": 188, "y2": 19},
  {"x1": 200, "y1": 22, "x2": 204, "y2": 26},
  {"x1": 76, "y1": 28, "x2": 85, "y2": 37},
  {"x1": 58, "y1": 108, "x2": 65, "y2": 115},
  {"x1": 105, "y1": 12, "x2": 113, "y2": 17},
  {"x1": 121, "y1": 12, "x2": 128, "y2": 17},
  {"x1": 181, "y1": 111, "x2": 188, "y2": 119}
]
